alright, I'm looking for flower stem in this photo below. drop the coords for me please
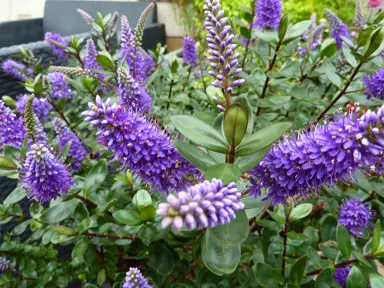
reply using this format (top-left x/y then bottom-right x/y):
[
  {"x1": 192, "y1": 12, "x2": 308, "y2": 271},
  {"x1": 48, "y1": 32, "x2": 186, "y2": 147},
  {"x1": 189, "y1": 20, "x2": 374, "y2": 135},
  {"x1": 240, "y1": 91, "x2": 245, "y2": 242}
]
[
  {"x1": 182, "y1": 67, "x2": 192, "y2": 92},
  {"x1": 306, "y1": 254, "x2": 374, "y2": 276},
  {"x1": 167, "y1": 79, "x2": 175, "y2": 109},
  {"x1": 241, "y1": 0, "x2": 257, "y2": 70},
  {"x1": 256, "y1": 40, "x2": 282, "y2": 116},
  {"x1": 316, "y1": 62, "x2": 363, "y2": 123},
  {"x1": 79, "y1": 231, "x2": 138, "y2": 241}
]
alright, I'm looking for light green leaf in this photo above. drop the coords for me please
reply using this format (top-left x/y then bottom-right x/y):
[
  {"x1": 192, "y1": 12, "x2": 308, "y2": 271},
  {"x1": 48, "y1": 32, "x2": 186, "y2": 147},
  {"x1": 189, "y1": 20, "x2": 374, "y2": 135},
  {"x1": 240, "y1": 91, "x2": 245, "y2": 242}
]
[
  {"x1": 113, "y1": 209, "x2": 143, "y2": 226},
  {"x1": 283, "y1": 20, "x2": 311, "y2": 44},
  {"x1": 4, "y1": 186, "x2": 27, "y2": 205},
  {"x1": 346, "y1": 267, "x2": 366, "y2": 288},
  {"x1": 289, "y1": 203, "x2": 313, "y2": 222},
  {"x1": 83, "y1": 160, "x2": 107, "y2": 195},
  {"x1": 205, "y1": 163, "x2": 242, "y2": 184},
  {"x1": 171, "y1": 115, "x2": 229, "y2": 154}
]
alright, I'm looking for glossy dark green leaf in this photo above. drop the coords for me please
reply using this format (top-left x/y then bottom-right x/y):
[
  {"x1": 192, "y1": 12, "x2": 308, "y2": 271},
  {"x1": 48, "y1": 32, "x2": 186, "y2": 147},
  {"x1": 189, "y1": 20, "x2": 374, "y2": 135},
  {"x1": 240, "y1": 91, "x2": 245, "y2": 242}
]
[
  {"x1": 113, "y1": 209, "x2": 143, "y2": 225},
  {"x1": 346, "y1": 267, "x2": 365, "y2": 288},
  {"x1": 174, "y1": 140, "x2": 218, "y2": 171},
  {"x1": 148, "y1": 242, "x2": 174, "y2": 275},
  {"x1": 373, "y1": 220, "x2": 381, "y2": 254},
  {"x1": 337, "y1": 224, "x2": 352, "y2": 260},
  {"x1": 370, "y1": 274, "x2": 384, "y2": 288},
  {"x1": 235, "y1": 146, "x2": 270, "y2": 173},
  {"x1": 315, "y1": 268, "x2": 333, "y2": 288},
  {"x1": 72, "y1": 237, "x2": 89, "y2": 262},
  {"x1": 40, "y1": 199, "x2": 79, "y2": 223},
  {"x1": 289, "y1": 203, "x2": 313, "y2": 221},
  {"x1": 83, "y1": 160, "x2": 107, "y2": 194},
  {"x1": 210, "y1": 210, "x2": 249, "y2": 245},
  {"x1": 235, "y1": 122, "x2": 291, "y2": 156},
  {"x1": 320, "y1": 38, "x2": 337, "y2": 58},
  {"x1": 205, "y1": 163, "x2": 242, "y2": 184},
  {"x1": 278, "y1": 13, "x2": 289, "y2": 41},
  {"x1": 321, "y1": 214, "x2": 338, "y2": 241},
  {"x1": 202, "y1": 230, "x2": 241, "y2": 276},
  {"x1": 4, "y1": 186, "x2": 27, "y2": 205},
  {"x1": 254, "y1": 262, "x2": 283, "y2": 287},
  {"x1": 290, "y1": 254, "x2": 308, "y2": 285},
  {"x1": 0, "y1": 156, "x2": 17, "y2": 170},
  {"x1": 267, "y1": 209, "x2": 286, "y2": 224},
  {"x1": 132, "y1": 190, "x2": 152, "y2": 212},
  {"x1": 171, "y1": 115, "x2": 229, "y2": 153},
  {"x1": 283, "y1": 20, "x2": 311, "y2": 44},
  {"x1": 96, "y1": 52, "x2": 115, "y2": 70}
]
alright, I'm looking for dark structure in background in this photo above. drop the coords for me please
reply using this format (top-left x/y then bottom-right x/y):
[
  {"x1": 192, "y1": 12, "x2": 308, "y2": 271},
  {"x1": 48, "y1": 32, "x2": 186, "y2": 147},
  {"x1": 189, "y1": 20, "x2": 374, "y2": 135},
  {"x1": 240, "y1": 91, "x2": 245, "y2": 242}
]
[{"x1": 0, "y1": 0, "x2": 166, "y2": 98}]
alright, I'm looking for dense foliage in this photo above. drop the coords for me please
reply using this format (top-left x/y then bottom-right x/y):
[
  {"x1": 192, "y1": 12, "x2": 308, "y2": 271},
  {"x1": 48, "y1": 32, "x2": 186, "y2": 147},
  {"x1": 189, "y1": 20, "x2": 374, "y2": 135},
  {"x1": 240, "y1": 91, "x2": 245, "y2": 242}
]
[{"x1": 1, "y1": 0, "x2": 384, "y2": 287}]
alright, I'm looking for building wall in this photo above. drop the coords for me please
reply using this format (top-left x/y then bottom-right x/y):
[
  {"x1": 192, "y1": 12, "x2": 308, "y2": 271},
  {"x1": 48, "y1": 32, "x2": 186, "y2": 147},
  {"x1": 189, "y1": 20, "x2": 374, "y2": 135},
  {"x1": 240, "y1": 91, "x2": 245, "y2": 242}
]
[{"x1": 0, "y1": 0, "x2": 46, "y2": 21}]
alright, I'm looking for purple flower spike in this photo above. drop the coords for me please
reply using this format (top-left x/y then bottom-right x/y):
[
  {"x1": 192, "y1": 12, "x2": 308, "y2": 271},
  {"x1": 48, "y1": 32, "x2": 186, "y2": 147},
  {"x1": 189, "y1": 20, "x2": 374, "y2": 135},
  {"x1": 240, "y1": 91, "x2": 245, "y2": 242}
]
[
  {"x1": 362, "y1": 68, "x2": 384, "y2": 99},
  {"x1": 47, "y1": 72, "x2": 72, "y2": 100},
  {"x1": 0, "y1": 100, "x2": 26, "y2": 149},
  {"x1": 0, "y1": 257, "x2": 15, "y2": 272},
  {"x1": 255, "y1": 0, "x2": 282, "y2": 30},
  {"x1": 338, "y1": 199, "x2": 373, "y2": 237},
  {"x1": 333, "y1": 268, "x2": 350, "y2": 288},
  {"x1": 183, "y1": 36, "x2": 198, "y2": 67},
  {"x1": 16, "y1": 94, "x2": 52, "y2": 122},
  {"x1": 310, "y1": 24, "x2": 327, "y2": 49},
  {"x1": 157, "y1": 179, "x2": 244, "y2": 231},
  {"x1": 2, "y1": 59, "x2": 33, "y2": 81},
  {"x1": 204, "y1": 0, "x2": 243, "y2": 94},
  {"x1": 53, "y1": 118, "x2": 87, "y2": 172},
  {"x1": 22, "y1": 143, "x2": 73, "y2": 203},
  {"x1": 122, "y1": 267, "x2": 153, "y2": 288},
  {"x1": 117, "y1": 68, "x2": 151, "y2": 112},
  {"x1": 324, "y1": 9, "x2": 350, "y2": 49},
  {"x1": 120, "y1": 15, "x2": 155, "y2": 85},
  {"x1": 82, "y1": 96, "x2": 200, "y2": 193},
  {"x1": 45, "y1": 32, "x2": 68, "y2": 60},
  {"x1": 84, "y1": 39, "x2": 104, "y2": 80},
  {"x1": 249, "y1": 105, "x2": 384, "y2": 205}
]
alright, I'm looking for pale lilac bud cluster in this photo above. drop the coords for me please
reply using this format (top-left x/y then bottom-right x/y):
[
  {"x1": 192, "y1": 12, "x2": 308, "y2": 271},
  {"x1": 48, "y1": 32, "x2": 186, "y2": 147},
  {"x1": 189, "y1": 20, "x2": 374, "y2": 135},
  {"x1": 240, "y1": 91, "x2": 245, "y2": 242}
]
[
  {"x1": 324, "y1": 9, "x2": 350, "y2": 49},
  {"x1": 204, "y1": 0, "x2": 244, "y2": 95},
  {"x1": 122, "y1": 267, "x2": 153, "y2": 288},
  {"x1": 354, "y1": 0, "x2": 366, "y2": 30},
  {"x1": 0, "y1": 257, "x2": 15, "y2": 272},
  {"x1": 157, "y1": 179, "x2": 244, "y2": 231}
]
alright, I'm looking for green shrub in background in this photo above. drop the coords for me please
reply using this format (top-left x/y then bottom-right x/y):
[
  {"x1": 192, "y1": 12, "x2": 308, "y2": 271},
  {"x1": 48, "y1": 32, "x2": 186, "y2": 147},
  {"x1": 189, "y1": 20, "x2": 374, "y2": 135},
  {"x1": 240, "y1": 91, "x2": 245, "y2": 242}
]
[{"x1": 284, "y1": 0, "x2": 355, "y2": 23}]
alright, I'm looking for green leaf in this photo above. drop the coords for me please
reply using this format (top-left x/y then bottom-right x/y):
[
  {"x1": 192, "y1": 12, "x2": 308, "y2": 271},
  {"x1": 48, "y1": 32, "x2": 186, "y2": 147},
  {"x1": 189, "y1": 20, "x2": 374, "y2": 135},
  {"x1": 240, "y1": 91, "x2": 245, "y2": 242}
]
[
  {"x1": 40, "y1": 199, "x2": 79, "y2": 223},
  {"x1": 346, "y1": 267, "x2": 366, "y2": 288},
  {"x1": 315, "y1": 268, "x2": 333, "y2": 288},
  {"x1": 72, "y1": 237, "x2": 89, "y2": 262},
  {"x1": 11, "y1": 220, "x2": 31, "y2": 235},
  {"x1": 322, "y1": 58, "x2": 342, "y2": 88},
  {"x1": 240, "y1": 27, "x2": 251, "y2": 40},
  {"x1": 0, "y1": 156, "x2": 17, "y2": 170},
  {"x1": 342, "y1": 44, "x2": 358, "y2": 68},
  {"x1": 132, "y1": 190, "x2": 152, "y2": 212},
  {"x1": 83, "y1": 160, "x2": 107, "y2": 195},
  {"x1": 139, "y1": 206, "x2": 156, "y2": 221},
  {"x1": 202, "y1": 230, "x2": 241, "y2": 275},
  {"x1": 233, "y1": 95, "x2": 254, "y2": 135},
  {"x1": 148, "y1": 242, "x2": 174, "y2": 275},
  {"x1": 283, "y1": 20, "x2": 311, "y2": 44},
  {"x1": 254, "y1": 262, "x2": 284, "y2": 287},
  {"x1": 235, "y1": 146, "x2": 270, "y2": 173},
  {"x1": 252, "y1": 29, "x2": 279, "y2": 44},
  {"x1": 113, "y1": 209, "x2": 143, "y2": 225},
  {"x1": 235, "y1": 122, "x2": 291, "y2": 156},
  {"x1": 209, "y1": 210, "x2": 249, "y2": 245},
  {"x1": 223, "y1": 103, "x2": 248, "y2": 147},
  {"x1": 4, "y1": 186, "x2": 27, "y2": 205},
  {"x1": 171, "y1": 115, "x2": 229, "y2": 154},
  {"x1": 205, "y1": 163, "x2": 242, "y2": 184},
  {"x1": 3, "y1": 145, "x2": 21, "y2": 162},
  {"x1": 337, "y1": 224, "x2": 352, "y2": 260},
  {"x1": 372, "y1": 220, "x2": 381, "y2": 254},
  {"x1": 370, "y1": 274, "x2": 384, "y2": 288},
  {"x1": 289, "y1": 203, "x2": 313, "y2": 222},
  {"x1": 78, "y1": 217, "x2": 94, "y2": 235},
  {"x1": 20, "y1": 135, "x2": 29, "y2": 159},
  {"x1": 290, "y1": 254, "x2": 308, "y2": 285},
  {"x1": 96, "y1": 52, "x2": 115, "y2": 70},
  {"x1": 320, "y1": 38, "x2": 337, "y2": 58},
  {"x1": 174, "y1": 140, "x2": 218, "y2": 171},
  {"x1": 267, "y1": 209, "x2": 286, "y2": 224},
  {"x1": 353, "y1": 249, "x2": 371, "y2": 267},
  {"x1": 278, "y1": 13, "x2": 289, "y2": 41},
  {"x1": 52, "y1": 226, "x2": 75, "y2": 236},
  {"x1": 356, "y1": 170, "x2": 372, "y2": 193},
  {"x1": 60, "y1": 141, "x2": 72, "y2": 161},
  {"x1": 97, "y1": 269, "x2": 106, "y2": 286},
  {"x1": 321, "y1": 214, "x2": 338, "y2": 241},
  {"x1": 287, "y1": 232, "x2": 309, "y2": 241}
]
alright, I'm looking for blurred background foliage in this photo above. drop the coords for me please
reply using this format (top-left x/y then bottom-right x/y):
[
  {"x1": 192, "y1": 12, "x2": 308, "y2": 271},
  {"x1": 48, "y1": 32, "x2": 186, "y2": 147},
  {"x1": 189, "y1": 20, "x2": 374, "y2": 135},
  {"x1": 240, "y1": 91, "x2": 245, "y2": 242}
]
[{"x1": 179, "y1": 0, "x2": 356, "y2": 37}]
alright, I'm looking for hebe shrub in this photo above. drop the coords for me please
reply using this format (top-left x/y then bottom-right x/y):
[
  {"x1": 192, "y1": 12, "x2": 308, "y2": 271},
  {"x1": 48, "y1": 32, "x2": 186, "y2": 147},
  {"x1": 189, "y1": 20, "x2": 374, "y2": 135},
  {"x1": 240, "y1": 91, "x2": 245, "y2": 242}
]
[{"x1": 1, "y1": 0, "x2": 384, "y2": 287}]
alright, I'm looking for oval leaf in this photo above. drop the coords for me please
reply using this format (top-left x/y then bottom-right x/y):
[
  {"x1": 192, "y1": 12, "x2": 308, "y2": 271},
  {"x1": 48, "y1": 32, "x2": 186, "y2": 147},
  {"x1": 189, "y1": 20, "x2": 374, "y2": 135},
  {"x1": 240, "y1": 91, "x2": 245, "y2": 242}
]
[{"x1": 289, "y1": 203, "x2": 313, "y2": 222}]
